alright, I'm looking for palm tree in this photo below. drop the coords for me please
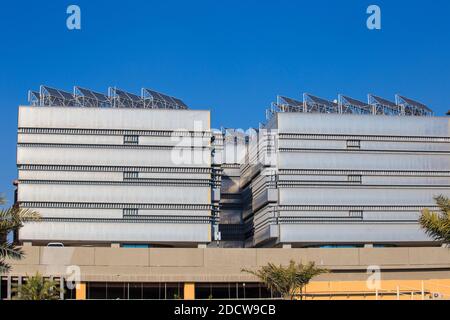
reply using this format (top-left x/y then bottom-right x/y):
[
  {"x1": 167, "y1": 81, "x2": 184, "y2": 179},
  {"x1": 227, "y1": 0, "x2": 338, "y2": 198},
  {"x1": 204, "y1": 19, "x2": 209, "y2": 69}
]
[
  {"x1": 0, "y1": 195, "x2": 40, "y2": 274},
  {"x1": 242, "y1": 260, "x2": 328, "y2": 300},
  {"x1": 12, "y1": 272, "x2": 62, "y2": 300},
  {"x1": 419, "y1": 195, "x2": 450, "y2": 243}
]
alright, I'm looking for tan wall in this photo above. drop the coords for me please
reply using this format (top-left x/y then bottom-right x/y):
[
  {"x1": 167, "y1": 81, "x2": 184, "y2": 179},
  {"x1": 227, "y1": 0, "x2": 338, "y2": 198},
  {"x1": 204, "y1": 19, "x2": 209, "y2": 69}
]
[{"x1": 6, "y1": 247, "x2": 450, "y2": 283}]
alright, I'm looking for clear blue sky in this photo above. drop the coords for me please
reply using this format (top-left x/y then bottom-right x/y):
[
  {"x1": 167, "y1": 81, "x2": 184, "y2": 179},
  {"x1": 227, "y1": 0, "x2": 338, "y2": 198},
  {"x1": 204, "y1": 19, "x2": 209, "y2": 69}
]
[{"x1": 0, "y1": 0, "x2": 449, "y2": 204}]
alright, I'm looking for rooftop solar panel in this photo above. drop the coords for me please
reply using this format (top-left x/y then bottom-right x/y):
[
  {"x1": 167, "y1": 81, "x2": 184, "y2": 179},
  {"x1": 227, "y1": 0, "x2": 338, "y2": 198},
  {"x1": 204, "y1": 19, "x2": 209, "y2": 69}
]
[
  {"x1": 76, "y1": 87, "x2": 109, "y2": 102},
  {"x1": 115, "y1": 89, "x2": 141, "y2": 101},
  {"x1": 370, "y1": 95, "x2": 397, "y2": 108},
  {"x1": 172, "y1": 97, "x2": 189, "y2": 109},
  {"x1": 306, "y1": 94, "x2": 338, "y2": 107},
  {"x1": 279, "y1": 96, "x2": 303, "y2": 108},
  {"x1": 41, "y1": 86, "x2": 66, "y2": 98},
  {"x1": 29, "y1": 91, "x2": 40, "y2": 99},
  {"x1": 341, "y1": 95, "x2": 368, "y2": 108},
  {"x1": 398, "y1": 95, "x2": 432, "y2": 112},
  {"x1": 142, "y1": 88, "x2": 189, "y2": 109}
]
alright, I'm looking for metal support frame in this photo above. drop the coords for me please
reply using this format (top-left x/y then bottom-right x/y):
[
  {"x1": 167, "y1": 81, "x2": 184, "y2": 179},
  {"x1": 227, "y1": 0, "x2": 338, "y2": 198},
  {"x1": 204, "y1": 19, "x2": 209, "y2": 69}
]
[
  {"x1": 267, "y1": 93, "x2": 433, "y2": 119},
  {"x1": 27, "y1": 85, "x2": 189, "y2": 110}
]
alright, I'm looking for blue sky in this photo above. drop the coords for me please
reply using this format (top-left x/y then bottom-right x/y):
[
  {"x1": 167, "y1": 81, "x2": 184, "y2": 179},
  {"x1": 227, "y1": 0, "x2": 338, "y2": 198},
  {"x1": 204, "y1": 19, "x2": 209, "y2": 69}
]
[{"x1": 0, "y1": 0, "x2": 449, "y2": 204}]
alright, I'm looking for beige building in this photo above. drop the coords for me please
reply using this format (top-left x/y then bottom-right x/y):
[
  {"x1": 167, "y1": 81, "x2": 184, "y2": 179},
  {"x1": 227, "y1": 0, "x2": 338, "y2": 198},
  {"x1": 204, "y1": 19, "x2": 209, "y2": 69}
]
[{"x1": 3, "y1": 246, "x2": 450, "y2": 300}]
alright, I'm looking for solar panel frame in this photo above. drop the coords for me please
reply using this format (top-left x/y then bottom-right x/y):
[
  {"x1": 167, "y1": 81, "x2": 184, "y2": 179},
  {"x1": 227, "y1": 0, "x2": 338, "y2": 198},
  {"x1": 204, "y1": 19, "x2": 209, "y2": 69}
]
[
  {"x1": 142, "y1": 88, "x2": 189, "y2": 109},
  {"x1": 398, "y1": 95, "x2": 432, "y2": 113},
  {"x1": 76, "y1": 87, "x2": 109, "y2": 102},
  {"x1": 172, "y1": 97, "x2": 189, "y2": 109},
  {"x1": 370, "y1": 95, "x2": 397, "y2": 108},
  {"x1": 115, "y1": 89, "x2": 141, "y2": 102},
  {"x1": 341, "y1": 95, "x2": 368, "y2": 108},
  {"x1": 279, "y1": 96, "x2": 303, "y2": 108},
  {"x1": 40, "y1": 86, "x2": 76, "y2": 106},
  {"x1": 306, "y1": 94, "x2": 338, "y2": 108}
]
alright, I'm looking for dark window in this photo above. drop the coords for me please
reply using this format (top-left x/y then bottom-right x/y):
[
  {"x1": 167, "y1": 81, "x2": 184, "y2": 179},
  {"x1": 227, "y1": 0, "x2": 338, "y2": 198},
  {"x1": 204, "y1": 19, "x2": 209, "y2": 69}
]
[
  {"x1": 348, "y1": 175, "x2": 362, "y2": 183},
  {"x1": 123, "y1": 209, "x2": 138, "y2": 216},
  {"x1": 349, "y1": 211, "x2": 363, "y2": 219},
  {"x1": 123, "y1": 172, "x2": 139, "y2": 179},
  {"x1": 124, "y1": 135, "x2": 139, "y2": 145},
  {"x1": 347, "y1": 140, "x2": 361, "y2": 149}
]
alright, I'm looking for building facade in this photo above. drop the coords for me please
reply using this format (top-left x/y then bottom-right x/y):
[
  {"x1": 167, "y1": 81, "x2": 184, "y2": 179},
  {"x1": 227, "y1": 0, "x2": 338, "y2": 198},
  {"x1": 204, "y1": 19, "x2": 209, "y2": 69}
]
[
  {"x1": 17, "y1": 103, "x2": 216, "y2": 247},
  {"x1": 15, "y1": 86, "x2": 450, "y2": 248}
]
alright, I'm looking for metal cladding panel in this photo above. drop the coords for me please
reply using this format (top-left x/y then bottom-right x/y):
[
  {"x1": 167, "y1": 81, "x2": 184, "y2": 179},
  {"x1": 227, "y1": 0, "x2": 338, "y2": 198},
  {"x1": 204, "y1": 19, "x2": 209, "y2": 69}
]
[
  {"x1": 279, "y1": 187, "x2": 450, "y2": 206},
  {"x1": 279, "y1": 223, "x2": 430, "y2": 243},
  {"x1": 26, "y1": 208, "x2": 211, "y2": 218},
  {"x1": 19, "y1": 221, "x2": 211, "y2": 242},
  {"x1": 278, "y1": 139, "x2": 347, "y2": 149},
  {"x1": 18, "y1": 134, "x2": 211, "y2": 147},
  {"x1": 278, "y1": 152, "x2": 450, "y2": 171},
  {"x1": 276, "y1": 112, "x2": 450, "y2": 137},
  {"x1": 362, "y1": 176, "x2": 450, "y2": 186},
  {"x1": 360, "y1": 141, "x2": 450, "y2": 152},
  {"x1": 17, "y1": 147, "x2": 211, "y2": 167},
  {"x1": 18, "y1": 134, "x2": 123, "y2": 145},
  {"x1": 220, "y1": 210, "x2": 243, "y2": 224},
  {"x1": 19, "y1": 184, "x2": 211, "y2": 204},
  {"x1": 18, "y1": 106, "x2": 211, "y2": 131},
  {"x1": 28, "y1": 208, "x2": 123, "y2": 219},
  {"x1": 278, "y1": 211, "x2": 421, "y2": 220},
  {"x1": 278, "y1": 139, "x2": 450, "y2": 152},
  {"x1": 139, "y1": 136, "x2": 211, "y2": 147},
  {"x1": 18, "y1": 171, "x2": 124, "y2": 181},
  {"x1": 138, "y1": 172, "x2": 211, "y2": 179},
  {"x1": 278, "y1": 175, "x2": 349, "y2": 182},
  {"x1": 221, "y1": 177, "x2": 241, "y2": 194}
]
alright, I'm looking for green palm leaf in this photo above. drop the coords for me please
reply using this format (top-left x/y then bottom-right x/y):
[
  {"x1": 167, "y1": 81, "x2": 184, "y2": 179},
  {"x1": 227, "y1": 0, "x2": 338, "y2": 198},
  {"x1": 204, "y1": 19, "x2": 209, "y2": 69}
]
[
  {"x1": 0, "y1": 195, "x2": 41, "y2": 274},
  {"x1": 419, "y1": 195, "x2": 450, "y2": 243},
  {"x1": 243, "y1": 260, "x2": 328, "y2": 300}
]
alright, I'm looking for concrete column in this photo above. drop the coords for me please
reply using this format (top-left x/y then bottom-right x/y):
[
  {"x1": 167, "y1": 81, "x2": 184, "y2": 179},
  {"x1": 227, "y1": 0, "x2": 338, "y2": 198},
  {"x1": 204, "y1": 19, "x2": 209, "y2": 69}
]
[
  {"x1": 197, "y1": 243, "x2": 207, "y2": 248},
  {"x1": 364, "y1": 244, "x2": 374, "y2": 248},
  {"x1": 23, "y1": 241, "x2": 33, "y2": 247},
  {"x1": 6, "y1": 276, "x2": 11, "y2": 300},
  {"x1": 184, "y1": 283, "x2": 195, "y2": 300},
  {"x1": 76, "y1": 283, "x2": 86, "y2": 300},
  {"x1": 60, "y1": 277, "x2": 65, "y2": 300},
  {"x1": 111, "y1": 243, "x2": 120, "y2": 248},
  {"x1": 17, "y1": 277, "x2": 22, "y2": 300},
  {"x1": 282, "y1": 244, "x2": 292, "y2": 249}
]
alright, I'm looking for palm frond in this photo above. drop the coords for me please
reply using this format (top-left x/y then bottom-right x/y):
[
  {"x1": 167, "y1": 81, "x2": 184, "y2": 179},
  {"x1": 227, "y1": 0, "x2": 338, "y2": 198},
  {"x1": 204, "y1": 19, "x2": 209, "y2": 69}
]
[
  {"x1": 0, "y1": 260, "x2": 11, "y2": 274},
  {"x1": 420, "y1": 196, "x2": 450, "y2": 243},
  {"x1": 243, "y1": 260, "x2": 328, "y2": 299},
  {"x1": 0, "y1": 241, "x2": 24, "y2": 260}
]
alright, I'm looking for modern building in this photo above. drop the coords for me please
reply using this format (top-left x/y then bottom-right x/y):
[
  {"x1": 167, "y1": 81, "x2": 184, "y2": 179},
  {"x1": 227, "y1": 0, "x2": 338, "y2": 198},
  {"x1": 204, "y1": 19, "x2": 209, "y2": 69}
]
[
  {"x1": 15, "y1": 86, "x2": 450, "y2": 249},
  {"x1": 18, "y1": 86, "x2": 217, "y2": 247},
  {"x1": 243, "y1": 95, "x2": 450, "y2": 247},
  {"x1": 4, "y1": 85, "x2": 450, "y2": 301}
]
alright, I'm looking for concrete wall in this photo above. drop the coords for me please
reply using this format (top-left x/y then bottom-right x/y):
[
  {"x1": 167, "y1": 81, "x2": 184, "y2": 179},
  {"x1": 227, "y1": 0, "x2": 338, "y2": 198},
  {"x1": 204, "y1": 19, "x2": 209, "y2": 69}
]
[{"x1": 6, "y1": 247, "x2": 450, "y2": 282}]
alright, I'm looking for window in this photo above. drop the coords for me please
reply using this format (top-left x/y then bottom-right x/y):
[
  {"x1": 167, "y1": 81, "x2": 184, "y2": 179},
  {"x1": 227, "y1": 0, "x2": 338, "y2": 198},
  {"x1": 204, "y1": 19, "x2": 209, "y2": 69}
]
[
  {"x1": 348, "y1": 175, "x2": 362, "y2": 184},
  {"x1": 347, "y1": 140, "x2": 361, "y2": 149},
  {"x1": 349, "y1": 211, "x2": 363, "y2": 219},
  {"x1": 123, "y1": 172, "x2": 139, "y2": 179},
  {"x1": 124, "y1": 135, "x2": 139, "y2": 145},
  {"x1": 123, "y1": 209, "x2": 138, "y2": 216}
]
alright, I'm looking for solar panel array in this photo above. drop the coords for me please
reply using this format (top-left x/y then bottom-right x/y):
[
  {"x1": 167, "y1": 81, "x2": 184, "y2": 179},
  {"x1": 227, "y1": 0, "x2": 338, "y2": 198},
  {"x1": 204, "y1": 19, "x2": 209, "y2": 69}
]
[
  {"x1": 29, "y1": 85, "x2": 189, "y2": 110},
  {"x1": 277, "y1": 96, "x2": 304, "y2": 112},
  {"x1": 143, "y1": 89, "x2": 188, "y2": 109},
  {"x1": 272, "y1": 93, "x2": 433, "y2": 117}
]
